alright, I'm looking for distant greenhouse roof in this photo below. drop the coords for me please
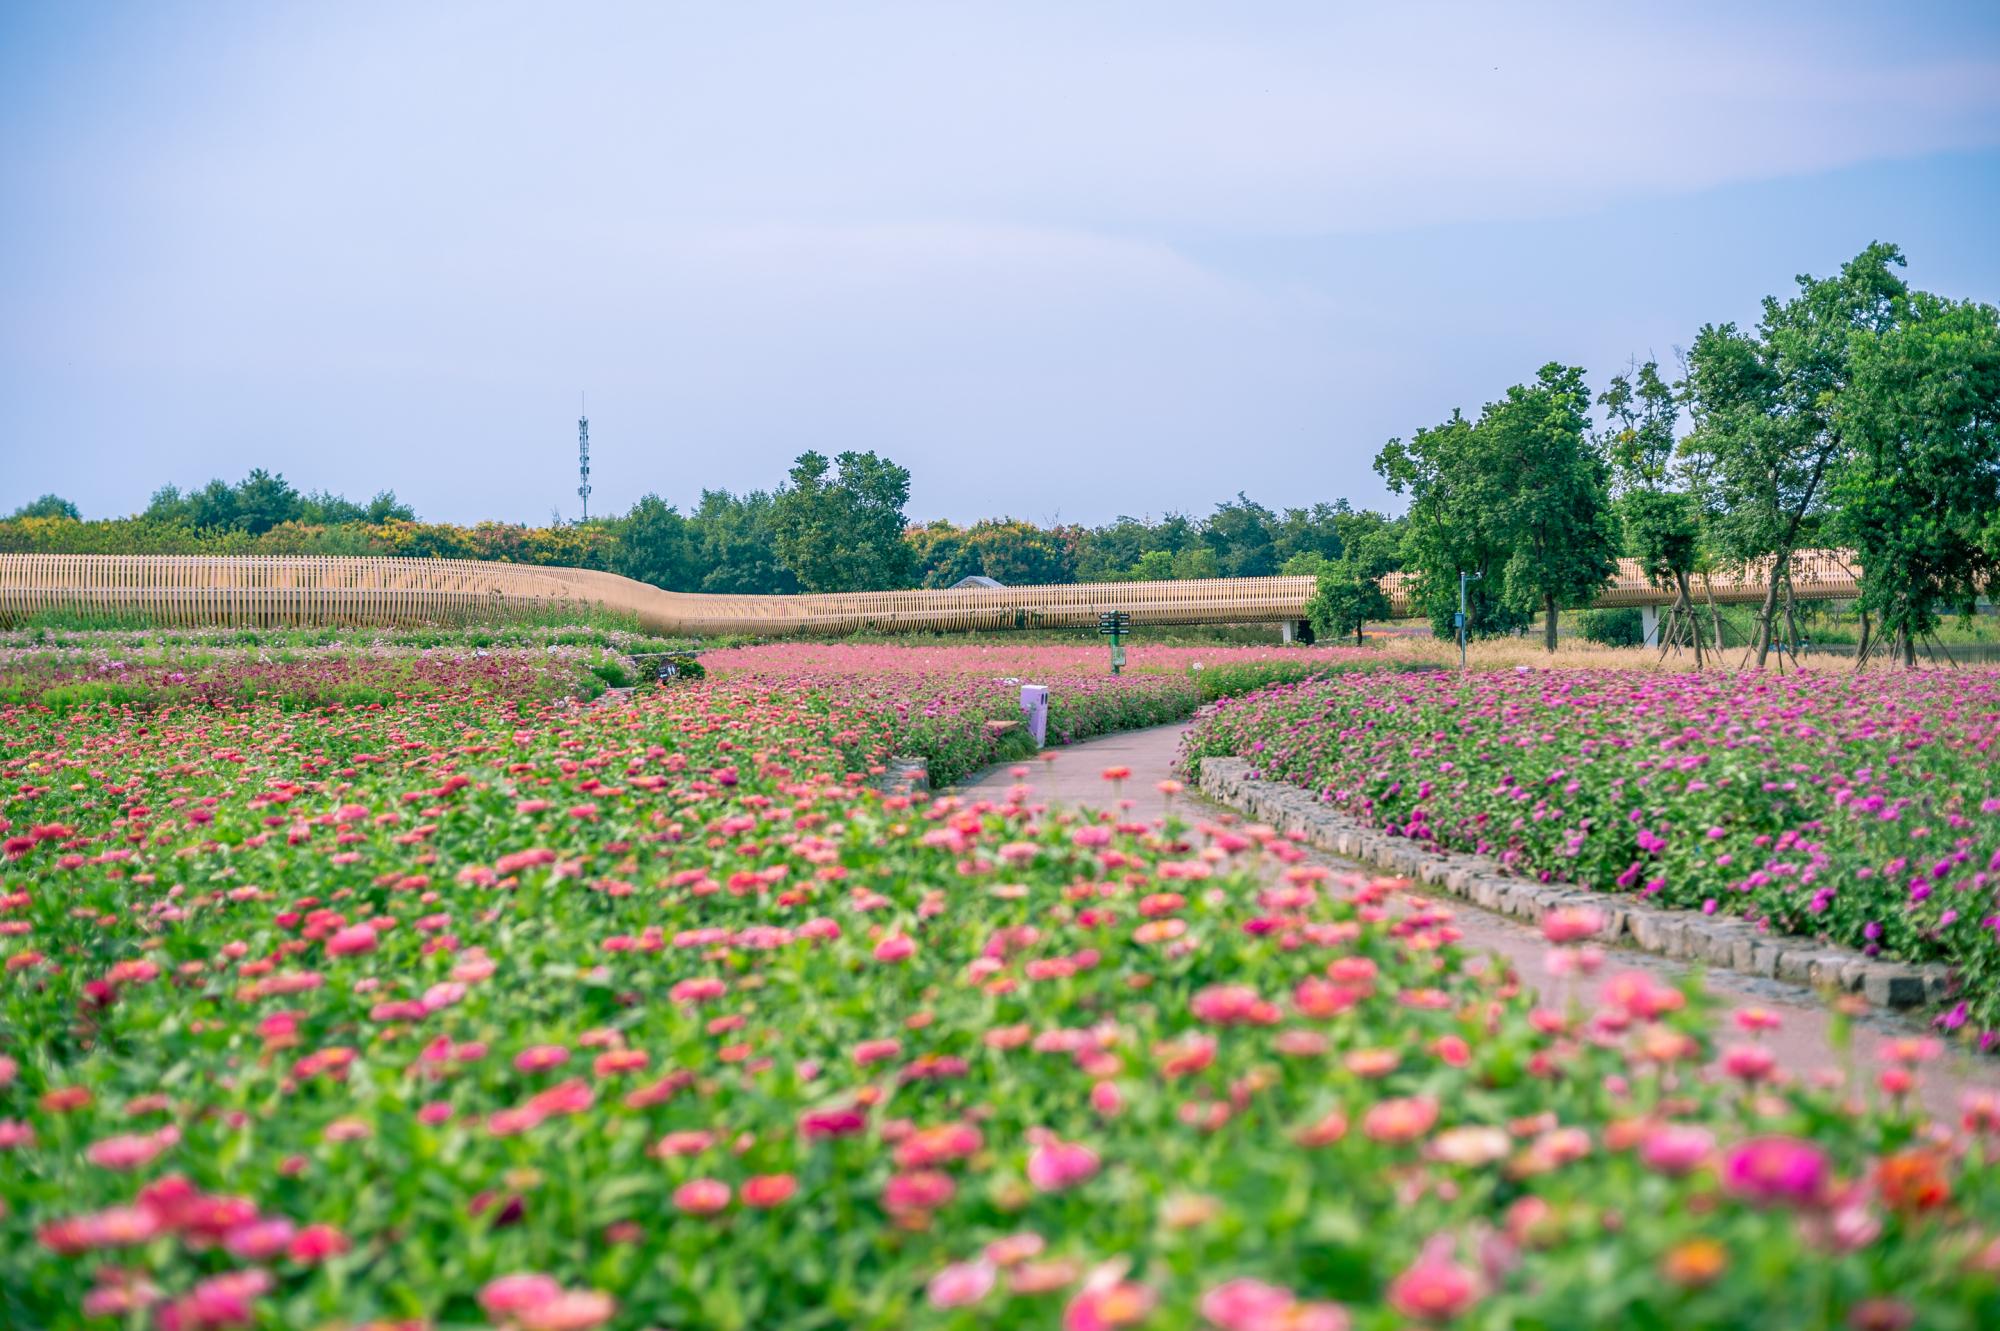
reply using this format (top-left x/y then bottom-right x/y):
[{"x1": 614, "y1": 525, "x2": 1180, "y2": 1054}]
[{"x1": 951, "y1": 575, "x2": 1006, "y2": 589}]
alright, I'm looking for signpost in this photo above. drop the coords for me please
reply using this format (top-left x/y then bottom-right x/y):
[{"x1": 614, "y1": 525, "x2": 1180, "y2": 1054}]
[
  {"x1": 1098, "y1": 611, "x2": 1131, "y2": 674},
  {"x1": 1456, "y1": 570, "x2": 1482, "y2": 671}
]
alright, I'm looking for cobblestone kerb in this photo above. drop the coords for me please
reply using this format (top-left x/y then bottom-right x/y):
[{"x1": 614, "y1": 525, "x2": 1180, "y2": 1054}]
[{"x1": 1196, "y1": 756, "x2": 1952, "y2": 1011}]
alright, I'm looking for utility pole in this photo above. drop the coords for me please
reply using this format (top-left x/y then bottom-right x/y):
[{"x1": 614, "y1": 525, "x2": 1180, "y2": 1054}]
[
  {"x1": 577, "y1": 395, "x2": 592, "y2": 522},
  {"x1": 1457, "y1": 569, "x2": 1482, "y2": 670}
]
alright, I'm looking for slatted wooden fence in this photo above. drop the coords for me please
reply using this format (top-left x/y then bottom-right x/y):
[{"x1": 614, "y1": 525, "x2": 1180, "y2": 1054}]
[{"x1": 0, "y1": 551, "x2": 1864, "y2": 635}]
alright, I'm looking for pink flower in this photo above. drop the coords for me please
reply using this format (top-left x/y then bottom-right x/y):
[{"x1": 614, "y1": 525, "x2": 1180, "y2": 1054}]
[
  {"x1": 85, "y1": 1131, "x2": 170, "y2": 1171},
  {"x1": 927, "y1": 1259, "x2": 998, "y2": 1309},
  {"x1": 286, "y1": 1223, "x2": 351, "y2": 1263},
  {"x1": 158, "y1": 1270, "x2": 270, "y2": 1331},
  {"x1": 1027, "y1": 1133, "x2": 1102, "y2": 1192},
  {"x1": 518, "y1": 1291, "x2": 617, "y2": 1331},
  {"x1": 324, "y1": 925, "x2": 377, "y2": 957},
  {"x1": 1719, "y1": 1044, "x2": 1778, "y2": 1083},
  {"x1": 1640, "y1": 1124, "x2": 1715, "y2": 1176},
  {"x1": 1361, "y1": 1095, "x2": 1439, "y2": 1145},
  {"x1": 873, "y1": 934, "x2": 916, "y2": 963},
  {"x1": 742, "y1": 1174, "x2": 798, "y2": 1208},
  {"x1": 799, "y1": 1106, "x2": 868, "y2": 1140},
  {"x1": 1386, "y1": 1250, "x2": 1480, "y2": 1322},
  {"x1": 1189, "y1": 984, "x2": 1281, "y2": 1027},
  {"x1": 673, "y1": 1179, "x2": 731, "y2": 1215},
  {"x1": 1064, "y1": 1278, "x2": 1155, "y2": 1331},
  {"x1": 1201, "y1": 1278, "x2": 1349, "y2": 1331},
  {"x1": 1721, "y1": 1136, "x2": 1829, "y2": 1208},
  {"x1": 1540, "y1": 906, "x2": 1603, "y2": 943},
  {"x1": 883, "y1": 1170, "x2": 956, "y2": 1213},
  {"x1": 223, "y1": 1217, "x2": 297, "y2": 1261},
  {"x1": 513, "y1": 1044, "x2": 571, "y2": 1073}
]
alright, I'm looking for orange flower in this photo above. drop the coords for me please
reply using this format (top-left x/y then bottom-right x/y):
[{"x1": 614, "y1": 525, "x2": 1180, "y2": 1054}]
[
  {"x1": 1660, "y1": 1238, "x2": 1727, "y2": 1287},
  {"x1": 1875, "y1": 1150, "x2": 1951, "y2": 1214}
]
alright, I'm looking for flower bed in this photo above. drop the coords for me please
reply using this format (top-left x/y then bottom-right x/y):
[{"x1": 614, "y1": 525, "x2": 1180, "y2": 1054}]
[
  {"x1": 1181, "y1": 668, "x2": 2000, "y2": 1037},
  {"x1": 0, "y1": 646, "x2": 631, "y2": 712},
  {"x1": 3, "y1": 661, "x2": 2000, "y2": 1328},
  {"x1": 700, "y1": 643, "x2": 1382, "y2": 783}
]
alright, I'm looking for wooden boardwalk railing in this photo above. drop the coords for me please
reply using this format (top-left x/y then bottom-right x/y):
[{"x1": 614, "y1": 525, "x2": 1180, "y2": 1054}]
[{"x1": 0, "y1": 551, "x2": 1862, "y2": 635}]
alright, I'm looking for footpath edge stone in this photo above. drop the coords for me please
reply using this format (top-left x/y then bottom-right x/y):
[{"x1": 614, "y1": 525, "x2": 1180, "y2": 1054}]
[{"x1": 1194, "y1": 756, "x2": 1950, "y2": 1011}]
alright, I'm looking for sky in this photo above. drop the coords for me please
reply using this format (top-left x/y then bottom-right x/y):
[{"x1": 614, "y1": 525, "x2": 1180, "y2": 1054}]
[{"x1": 4, "y1": 1, "x2": 1999, "y2": 528}]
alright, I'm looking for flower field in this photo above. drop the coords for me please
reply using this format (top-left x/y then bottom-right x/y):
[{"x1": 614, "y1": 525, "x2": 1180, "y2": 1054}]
[
  {"x1": 1182, "y1": 669, "x2": 2000, "y2": 1036},
  {"x1": 4, "y1": 650, "x2": 2000, "y2": 1329}
]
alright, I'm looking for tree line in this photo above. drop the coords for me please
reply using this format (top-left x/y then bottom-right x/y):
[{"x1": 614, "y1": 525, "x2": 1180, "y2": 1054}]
[
  {"x1": 1381, "y1": 243, "x2": 2000, "y2": 666},
  {"x1": 10, "y1": 242, "x2": 1997, "y2": 659},
  {"x1": 3, "y1": 453, "x2": 1403, "y2": 637}
]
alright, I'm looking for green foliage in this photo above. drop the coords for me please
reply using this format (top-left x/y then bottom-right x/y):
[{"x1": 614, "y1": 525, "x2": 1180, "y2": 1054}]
[
  {"x1": 770, "y1": 450, "x2": 916, "y2": 592},
  {"x1": 9, "y1": 493, "x2": 79, "y2": 520},
  {"x1": 1683, "y1": 242, "x2": 1911, "y2": 664},
  {"x1": 612, "y1": 494, "x2": 698, "y2": 591},
  {"x1": 1170, "y1": 545, "x2": 1221, "y2": 580},
  {"x1": 1306, "y1": 558, "x2": 1392, "y2": 645},
  {"x1": 1827, "y1": 289, "x2": 2000, "y2": 659},
  {"x1": 908, "y1": 518, "x2": 1079, "y2": 588},
  {"x1": 1377, "y1": 367, "x2": 1616, "y2": 647},
  {"x1": 1578, "y1": 607, "x2": 1645, "y2": 647}
]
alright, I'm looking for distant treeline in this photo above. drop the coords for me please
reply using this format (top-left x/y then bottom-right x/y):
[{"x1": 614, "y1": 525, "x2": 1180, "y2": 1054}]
[
  {"x1": 11, "y1": 242, "x2": 1999, "y2": 662},
  {"x1": 2, "y1": 459, "x2": 1400, "y2": 598}
]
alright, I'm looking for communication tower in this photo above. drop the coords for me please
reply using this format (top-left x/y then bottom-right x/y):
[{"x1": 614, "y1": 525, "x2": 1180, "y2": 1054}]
[{"x1": 577, "y1": 395, "x2": 592, "y2": 521}]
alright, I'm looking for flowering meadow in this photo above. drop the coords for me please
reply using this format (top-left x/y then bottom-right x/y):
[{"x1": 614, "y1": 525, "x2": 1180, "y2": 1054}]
[
  {"x1": 697, "y1": 643, "x2": 1380, "y2": 782},
  {"x1": 5, "y1": 649, "x2": 2000, "y2": 1329},
  {"x1": 1182, "y1": 669, "x2": 2000, "y2": 1035}
]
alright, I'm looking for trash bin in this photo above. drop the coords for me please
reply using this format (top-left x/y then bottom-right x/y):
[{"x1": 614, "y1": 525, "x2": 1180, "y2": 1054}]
[{"x1": 1019, "y1": 684, "x2": 1048, "y2": 747}]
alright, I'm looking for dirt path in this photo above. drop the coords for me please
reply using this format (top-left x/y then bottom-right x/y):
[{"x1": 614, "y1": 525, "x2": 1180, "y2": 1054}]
[{"x1": 959, "y1": 723, "x2": 2000, "y2": 1129}]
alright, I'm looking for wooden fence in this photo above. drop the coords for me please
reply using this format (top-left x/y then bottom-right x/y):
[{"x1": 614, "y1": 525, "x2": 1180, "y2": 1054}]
[{"x1": 0, "y1": 551, "x2": 1863, "y2": 636}]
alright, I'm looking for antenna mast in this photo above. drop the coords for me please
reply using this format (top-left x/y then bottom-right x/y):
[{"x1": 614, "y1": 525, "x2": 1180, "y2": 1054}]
[{"x1": 576, "y1": 394, "x2": 592, "y2": 522}]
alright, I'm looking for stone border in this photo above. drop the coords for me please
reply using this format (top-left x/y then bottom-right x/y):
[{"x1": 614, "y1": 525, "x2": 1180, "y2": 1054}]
[{"x1": 1196, "y1": 757, "x2": 1952, "y2": 1010}]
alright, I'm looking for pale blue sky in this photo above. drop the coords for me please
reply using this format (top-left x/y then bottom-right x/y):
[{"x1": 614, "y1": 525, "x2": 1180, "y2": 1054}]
[{"x1": 4, "y1": 1, "x2": 1998, "y2": 526}]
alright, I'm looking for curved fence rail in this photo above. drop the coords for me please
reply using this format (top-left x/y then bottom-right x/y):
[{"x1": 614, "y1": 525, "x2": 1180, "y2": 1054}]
[{"x1": 0, "y1": 551, "x2": 1863, "y2": 636}]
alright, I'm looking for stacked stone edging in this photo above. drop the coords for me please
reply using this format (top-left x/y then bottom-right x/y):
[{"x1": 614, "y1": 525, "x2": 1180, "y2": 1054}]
[{"x1": 1195, "y1": 756, "x2": 1952, "y2": 1011}]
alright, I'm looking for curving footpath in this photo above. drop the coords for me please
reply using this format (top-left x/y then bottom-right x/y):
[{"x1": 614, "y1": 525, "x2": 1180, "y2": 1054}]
[{"x1": 959, "y1": 721, "x2": 2000, "y2": 1129}]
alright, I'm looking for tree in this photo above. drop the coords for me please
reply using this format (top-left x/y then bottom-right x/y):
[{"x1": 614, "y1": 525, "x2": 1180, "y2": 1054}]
[
  {"x1": 1683, "y1": 242, "x2": 1909, "y2": 667},
  {"x1": 230, "y1": 469, "x2": 305, "y2": 534},
  {"x1": 1376, "y1": 410, "x2": 1525, "y2": 640},
  {"x1": 1170, "y1": 546, "x2": 1220, "y2": 580},
  {"x1": 1203, "y1": 494, "x2": 1279, "y2": 577},
  {"x1": 1306, "y1": 555, "x2": 1393, "y2": 645},
  {"x1": 1487, "y1": 364, "x2": 1619, "y2": 650},
  {"x1": 1377, "y1": 367, "x2": 1615, "y2": 650},
  {"x1": 1828, "y1": 290, "x2": 2000, "y2": 665},
  {"x1": 770, "y1": 450, "x2": 916, "y2": 592},
  {"x1": 688, "y1": 489, "x2": 798, "y2": 595},
  {"x1": 613, "y1": 495, "x2": 699, "y2": 591},
  {"x1": 10, "y1": 494, "x2": 79, "y2": 520},
  {"x1": 910, "y1": 519, "x2": 1077, "y2": 588},
  {"x1": 1600, "y1": 359, "x2": 1705, "y2": 664},
  {"x1": 1129, "y1": 550, "x2": 1176, "y2": 581}
]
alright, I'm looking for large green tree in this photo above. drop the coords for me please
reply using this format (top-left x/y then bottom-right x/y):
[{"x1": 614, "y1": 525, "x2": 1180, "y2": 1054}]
[
  {"x1": 1828, "y1": 290, "x2": 2000, "y2": 664},
  {"x1": 1599, "y1": 359, "x2": 1706, "y2": 664},
  {"x1": 687, "y1": 489, "x2": 798, "y2": 595},
  {"x1": 770, "y1": 450, "x2": 916, "y2": 592},
  {"x1": 612, "y1": 494, "x2": 699, "y2": 591},
  {"x1": 1487, "y1": 364, "x2": 1619, "y2": 649},
  {"x1": 1378, "y1": 366, "x2": 1616, "y2": 649},
  {"x1": 1376, "y1": 410, "x2": 1525, "y2": 640},
  {"x1": 1682, "y1": 242, "x2": 1908, "y2": 666}
]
